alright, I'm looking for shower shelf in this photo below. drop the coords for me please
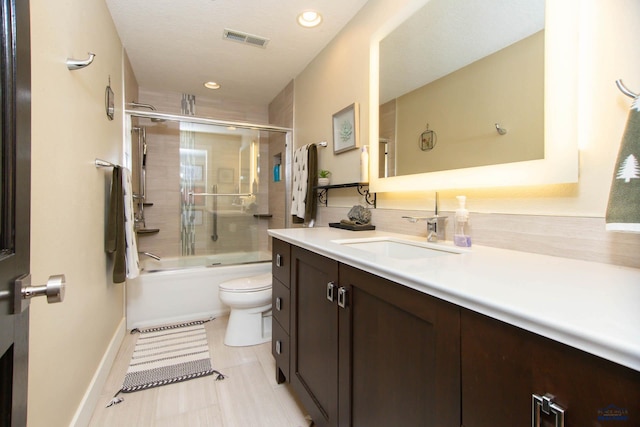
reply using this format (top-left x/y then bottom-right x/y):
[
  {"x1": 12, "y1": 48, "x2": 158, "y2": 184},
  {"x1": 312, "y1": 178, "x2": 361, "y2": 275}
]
[
  {"x1": 136, "y1": 228, "x2": 159, "y2": 235},
  {"x1": 315, "y1": 182, "x2": 376, "y2": 208}
]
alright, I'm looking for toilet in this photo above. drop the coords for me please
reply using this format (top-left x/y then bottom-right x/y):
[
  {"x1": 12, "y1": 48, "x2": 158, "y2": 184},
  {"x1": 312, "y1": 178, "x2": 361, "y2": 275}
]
[{"x1": 218, "y1": 272, "x2": 273, "y2": 346}]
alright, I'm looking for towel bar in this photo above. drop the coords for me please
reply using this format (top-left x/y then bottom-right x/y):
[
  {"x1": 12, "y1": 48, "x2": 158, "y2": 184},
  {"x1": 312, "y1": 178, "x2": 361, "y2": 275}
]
[{"x1": 95, "y1": 158, "x2": 118, "y2": 168}]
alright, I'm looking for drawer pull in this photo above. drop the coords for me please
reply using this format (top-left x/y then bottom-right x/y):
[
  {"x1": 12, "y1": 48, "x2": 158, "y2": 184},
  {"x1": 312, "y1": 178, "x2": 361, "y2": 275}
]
[
  {"x1": 532, "y1": 393, "x2": 565, "y2": 427},
  {"x1": 327, "y1": 282, "x2": 336, "y2": 302},
  {"x1": 337, "y1": 287, "x2": 348, "y2": 309},
  {"x1": 276, "y1": 254, "x2": 283, "y2": 267},
  {"x1": 275, "y1": 297, "x2": 282, "y2": 311},
  {"x1": 275, "y1": 340, "x2": 282, "y2": 355}
]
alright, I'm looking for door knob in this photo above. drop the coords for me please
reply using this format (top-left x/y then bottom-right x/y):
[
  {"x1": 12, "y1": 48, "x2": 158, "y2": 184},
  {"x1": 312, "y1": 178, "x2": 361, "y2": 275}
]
[{"x1": 14, "y1": 274, "x2": 66, "y2": 313}]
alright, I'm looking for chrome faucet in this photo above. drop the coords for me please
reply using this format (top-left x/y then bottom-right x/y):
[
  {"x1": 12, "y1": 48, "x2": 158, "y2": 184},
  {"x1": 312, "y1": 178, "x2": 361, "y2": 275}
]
[
  {"x1": 426, "y1": 216, "x2": 446, "y2": 242},
  {"x1": 426, "y1": 192, "x2": 447, "y2": 242},
  {"x1": 401, "y1": 192, "x2": 447, "y2": 242}
]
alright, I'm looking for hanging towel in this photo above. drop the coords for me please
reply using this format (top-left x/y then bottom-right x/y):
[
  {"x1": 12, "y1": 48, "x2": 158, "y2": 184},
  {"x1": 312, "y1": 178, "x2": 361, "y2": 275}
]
[
  {"x1": 122, "y1": 168, "x2": 140, "y2": 279},
  {"x1": 291, "y1": 144, "x2": 308, "y2": 221},
  {"x1": 606, "y1": 96, "x2": 640, "y2": 233},
  {"x1": 305, "y1": 144, "x2": 318, "y2": 224},
  {"x1": 291, "y1": 144, "x2": 318, "y2": 225},
  {"x1": 106, "y1": 166, "x2": 127, "y2": 283}
]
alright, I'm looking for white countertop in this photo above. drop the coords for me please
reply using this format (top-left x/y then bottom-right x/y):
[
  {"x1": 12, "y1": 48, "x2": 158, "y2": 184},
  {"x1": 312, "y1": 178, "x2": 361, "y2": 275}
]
[{"x1": 268, "y1": 227, "x2": 640, "y2": 372}]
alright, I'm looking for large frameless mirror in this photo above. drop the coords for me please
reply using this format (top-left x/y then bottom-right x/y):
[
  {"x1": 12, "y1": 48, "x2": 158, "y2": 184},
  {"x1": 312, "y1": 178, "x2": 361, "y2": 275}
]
[{"x1": 369, "y1": 0, "x2": 580, "y2": 193}]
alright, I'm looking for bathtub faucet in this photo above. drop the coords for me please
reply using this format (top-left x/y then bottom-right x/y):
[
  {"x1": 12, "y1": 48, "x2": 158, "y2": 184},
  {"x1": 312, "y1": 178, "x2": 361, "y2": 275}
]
[{"x1": 138, "y1": 251, "x2": 161, "y2": 261}]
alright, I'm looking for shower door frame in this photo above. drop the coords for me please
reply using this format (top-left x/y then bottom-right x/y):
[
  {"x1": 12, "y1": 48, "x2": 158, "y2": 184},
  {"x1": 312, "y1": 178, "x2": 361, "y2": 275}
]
[{"x1": 124, "y1": 110, "x2": 294, "y2": 241}]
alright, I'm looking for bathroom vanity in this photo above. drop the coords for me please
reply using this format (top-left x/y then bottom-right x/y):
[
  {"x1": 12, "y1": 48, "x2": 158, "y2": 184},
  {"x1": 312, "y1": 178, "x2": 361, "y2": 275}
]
[{"x1": 269, "y1": 228, "x2": 640, "y2": 427}]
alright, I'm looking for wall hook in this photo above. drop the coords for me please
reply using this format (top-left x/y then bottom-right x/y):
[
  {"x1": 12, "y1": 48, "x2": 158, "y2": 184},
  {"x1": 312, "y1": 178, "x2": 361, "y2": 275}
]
[
  {"x1": 495, "y1": 123, "x2": 507, "y2": 135},
  {"x1": 66, "y1": 52, "x2": 96, "y2": 70},
  {"x1": 615, "y1": 79, "x2": 638, "y2": 99}
]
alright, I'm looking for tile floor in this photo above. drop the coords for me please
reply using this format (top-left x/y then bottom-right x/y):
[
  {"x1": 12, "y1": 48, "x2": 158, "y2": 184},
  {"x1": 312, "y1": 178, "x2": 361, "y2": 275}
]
[{"x1": 89, "y1": 316, "x2": 310, "y2": 426}]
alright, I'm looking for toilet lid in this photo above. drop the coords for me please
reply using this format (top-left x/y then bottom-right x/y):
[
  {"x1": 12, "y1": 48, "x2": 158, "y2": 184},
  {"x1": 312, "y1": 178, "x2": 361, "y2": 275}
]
[{"x1": 219, "y1": 272, "x2": 272, "y2": 292}]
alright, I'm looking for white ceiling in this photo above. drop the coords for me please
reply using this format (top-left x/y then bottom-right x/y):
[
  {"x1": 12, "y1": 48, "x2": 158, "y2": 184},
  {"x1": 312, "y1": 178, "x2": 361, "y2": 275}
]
[{"x1": 105, "y1": 0, "x2": 369, "y2": 107}]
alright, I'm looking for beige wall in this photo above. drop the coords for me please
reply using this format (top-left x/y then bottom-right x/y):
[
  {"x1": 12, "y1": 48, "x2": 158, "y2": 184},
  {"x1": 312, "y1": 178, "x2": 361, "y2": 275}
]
[
  {"x1": 294, "y1": 0, "x2": 640, "y2": 240},
  {"x1": 294, "y1": 0, "x2": 396, "y2": 182},
  {"x1": 29, "y1": 0, "x2": 125, "y2": 425},
  {"x1": 395, "y1": 31, "x2": 544, "y2": 175}
]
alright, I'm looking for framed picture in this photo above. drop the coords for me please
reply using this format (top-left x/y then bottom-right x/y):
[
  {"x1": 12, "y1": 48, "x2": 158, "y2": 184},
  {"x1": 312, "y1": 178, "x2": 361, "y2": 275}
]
[
  {"x1": 333, "y1": 102, "x2": 360, "y2": 154},
  {"x1": 180, "y1": 148, "x2": 207, "y2": 185}
]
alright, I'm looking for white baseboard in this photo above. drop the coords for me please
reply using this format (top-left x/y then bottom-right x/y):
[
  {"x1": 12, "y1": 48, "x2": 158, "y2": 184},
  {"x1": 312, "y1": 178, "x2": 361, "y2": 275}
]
[{"x1": 70, "y1": 317, "x2": 126, "y2": 427}]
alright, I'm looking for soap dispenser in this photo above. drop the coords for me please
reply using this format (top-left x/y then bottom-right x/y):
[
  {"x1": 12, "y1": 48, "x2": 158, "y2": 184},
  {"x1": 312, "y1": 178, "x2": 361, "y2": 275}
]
[{"x1": 454, "y1": 196, "x2": 472, "y2": 247}]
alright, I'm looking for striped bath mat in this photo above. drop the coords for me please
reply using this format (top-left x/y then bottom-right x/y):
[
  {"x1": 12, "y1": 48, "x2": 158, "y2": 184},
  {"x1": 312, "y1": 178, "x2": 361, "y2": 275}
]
[{"x1": 107, "y1": 318, "x2": 225, "y2": 407}]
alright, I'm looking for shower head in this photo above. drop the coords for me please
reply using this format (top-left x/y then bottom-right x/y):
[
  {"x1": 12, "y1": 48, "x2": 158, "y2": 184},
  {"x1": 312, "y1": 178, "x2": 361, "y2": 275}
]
[
  {"x1": 127, "y1": 102, "x2": 166, "y2": 122},
  {"x1": 127, "y1": 101, "x2": 156, "y2": 111}
]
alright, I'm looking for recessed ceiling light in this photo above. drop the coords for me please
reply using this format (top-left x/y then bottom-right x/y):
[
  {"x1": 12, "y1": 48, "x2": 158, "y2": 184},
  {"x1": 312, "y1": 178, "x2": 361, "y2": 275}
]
[
  {"x1": 204, "y1": 81, "x2": 221, "y2": 90},
  {"x1": 297, "y1": 10, "x2": 322, "y2": 28}
]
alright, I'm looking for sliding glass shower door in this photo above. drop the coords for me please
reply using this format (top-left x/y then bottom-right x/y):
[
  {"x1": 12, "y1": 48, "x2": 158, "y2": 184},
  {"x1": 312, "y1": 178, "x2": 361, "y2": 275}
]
[
  {"x1": 126, "y1": 112, "x2": 290, "y2": 267},
  {"x1": 180, "y1": 122, "x2": 264, "y2": 259}
]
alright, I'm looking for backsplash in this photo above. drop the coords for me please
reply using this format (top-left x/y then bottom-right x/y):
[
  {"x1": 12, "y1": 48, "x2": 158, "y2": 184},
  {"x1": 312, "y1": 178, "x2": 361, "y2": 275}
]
[{"x1": 315, "y1": 206, "x2": 640, "y2": 269}]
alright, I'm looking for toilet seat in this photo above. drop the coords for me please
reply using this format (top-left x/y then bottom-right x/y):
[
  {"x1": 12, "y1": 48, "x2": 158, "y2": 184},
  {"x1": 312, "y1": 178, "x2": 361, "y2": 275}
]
[{"x1": 219, "y1": 272, "x2": 272, "y2": 293}]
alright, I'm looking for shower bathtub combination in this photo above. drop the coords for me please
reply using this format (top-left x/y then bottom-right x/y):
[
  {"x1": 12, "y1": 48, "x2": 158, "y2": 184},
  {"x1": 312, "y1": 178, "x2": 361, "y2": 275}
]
[
  {"x1": 123, "y1": 105, "x2": 291, "y2": 331},
  {"x1": 126, "y1": 255, "x2": 272, "y2": 330}
]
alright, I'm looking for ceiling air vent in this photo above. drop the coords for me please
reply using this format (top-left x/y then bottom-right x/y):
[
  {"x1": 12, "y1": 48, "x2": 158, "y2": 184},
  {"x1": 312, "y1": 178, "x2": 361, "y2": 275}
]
[{"x1": 223, "y1": 29, "x2": 270, "y2": 48}]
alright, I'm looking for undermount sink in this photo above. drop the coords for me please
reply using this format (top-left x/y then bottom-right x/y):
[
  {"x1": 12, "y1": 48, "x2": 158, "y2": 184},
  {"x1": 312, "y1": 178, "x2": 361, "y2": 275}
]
[{"x1": 332, "y1": 237, "x2": 462, "y2": 259}]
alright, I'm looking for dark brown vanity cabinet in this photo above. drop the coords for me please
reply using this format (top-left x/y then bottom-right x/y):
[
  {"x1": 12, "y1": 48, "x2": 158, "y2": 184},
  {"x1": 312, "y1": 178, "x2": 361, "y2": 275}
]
[
  {"x1": 283, "y1": 241, "x2": 461, "y2": 427},
  {"x1": 273, "y1": 238, "x2": 640, "y2": 427},
  {"x1": 290, "y1": 245, "x2": 341, "y2": 426},
  {"x1": 272, "y1": 238, "x2": 291, "y2": 384},
  {"x1": 461, "y1": 309, "x2": 640, "y2": 427}
]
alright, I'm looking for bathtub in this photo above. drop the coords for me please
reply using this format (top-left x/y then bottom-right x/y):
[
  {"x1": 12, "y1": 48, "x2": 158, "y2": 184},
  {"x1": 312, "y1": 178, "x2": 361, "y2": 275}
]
[{"x1": 126, "y1": 254, "x2": 272, "y2": 330}]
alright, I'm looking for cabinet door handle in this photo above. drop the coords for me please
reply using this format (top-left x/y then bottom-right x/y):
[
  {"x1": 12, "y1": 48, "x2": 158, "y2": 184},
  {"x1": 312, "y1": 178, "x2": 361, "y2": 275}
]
[
  {"x1": 275, "y1": 297, "x2": 282, "y2": 311},
  {"x1": 337, "y1": 287, "x2": 348, "y2": 308},
  {"x1": 275, "y1": 340, "x2": 282, "y2": 355},
  {"x1": 276, "y1": 254, "x2": 283, "y2": 267},
  {"x1": 327, "y1": 282, "x2": 336, "y2": 302},
  {"x1": 532, "y1": 393, "x2": 565, "y2": 427}
]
